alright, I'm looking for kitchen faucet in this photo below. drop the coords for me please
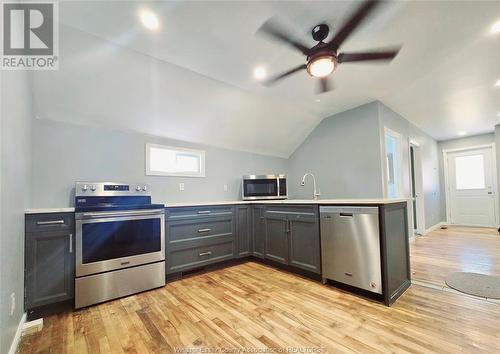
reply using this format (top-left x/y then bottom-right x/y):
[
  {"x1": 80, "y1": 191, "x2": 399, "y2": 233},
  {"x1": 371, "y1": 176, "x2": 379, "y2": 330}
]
[{"x1": 301, "y1": 172, "x2": 321, "y2": 200}]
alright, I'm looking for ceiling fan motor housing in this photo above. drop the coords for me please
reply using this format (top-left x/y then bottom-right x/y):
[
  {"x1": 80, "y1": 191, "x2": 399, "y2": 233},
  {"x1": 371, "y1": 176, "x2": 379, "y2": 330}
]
[{"x1": 312, "y1": 24, "x2": 330, "y2": 42}]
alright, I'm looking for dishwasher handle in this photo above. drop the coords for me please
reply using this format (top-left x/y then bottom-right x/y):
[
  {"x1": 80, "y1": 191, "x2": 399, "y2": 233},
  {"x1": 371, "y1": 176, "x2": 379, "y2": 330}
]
[{"x1": 339, "y1": 213, "x2": 353, "y2": 218}]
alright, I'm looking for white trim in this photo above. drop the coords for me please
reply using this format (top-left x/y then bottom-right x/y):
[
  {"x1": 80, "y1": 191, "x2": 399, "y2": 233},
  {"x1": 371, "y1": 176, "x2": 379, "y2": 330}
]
[
  {"x1": 145, "y1": 143, "x2": 206, "y2": 178},
  {"x1": 22, "y1": 318, "x2": 43, "y2": 336},
  {"x1": 382, "y1": 127, "x2": 404, "y2": 198},
  {"x1": 8, "y1": 313, "x2": 26, "y2": 354},
  {"x1": 423, "y1": 222, "x2": 446, "y2": 235},
  {"x1": 408, "y1": 140, "x2": 426, "y2": 235},
  {"x1": 443, "y1": 143, "x2": 498, "y2": 226}
]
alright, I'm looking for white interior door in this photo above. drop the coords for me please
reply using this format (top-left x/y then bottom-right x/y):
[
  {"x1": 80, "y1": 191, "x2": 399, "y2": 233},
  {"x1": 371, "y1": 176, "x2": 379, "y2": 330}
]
[{"x1": 446, "y1": 146, "x2": 497, "y2": 227}]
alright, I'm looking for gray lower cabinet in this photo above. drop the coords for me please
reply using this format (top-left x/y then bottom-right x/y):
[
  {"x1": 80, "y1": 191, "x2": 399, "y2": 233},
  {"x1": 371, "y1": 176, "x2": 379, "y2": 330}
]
[
  {"x1": 263, "y1": 206, "x2": 321, "y2": 273},
  {"x1": 25, "y1": 213, "x2": 75, "y2": 313},
  {"x1": 236, "y1": 205, "x2": 251, "y2": 257},
  {"x1": 264, "y1": 213, "x2": 289, "y2": 264},
  {"x1": 166, "y1": 206, "x2": 236, "y2": 275},
  {"x1": 251, "y1": 206, "x2": 265, "y2": 258},
  {"x1": 288, "y1": 214, "x2": 321, "y2": 273}
]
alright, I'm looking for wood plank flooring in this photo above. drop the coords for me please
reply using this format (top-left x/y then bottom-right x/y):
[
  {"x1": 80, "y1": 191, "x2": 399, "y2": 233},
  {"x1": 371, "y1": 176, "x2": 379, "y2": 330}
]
[
  {"x1": 410, "y1": 226, "x2": 500, "y2": 286},
  {"x1": 18, "y1": 261, "x2": 500, "y2": 354}
]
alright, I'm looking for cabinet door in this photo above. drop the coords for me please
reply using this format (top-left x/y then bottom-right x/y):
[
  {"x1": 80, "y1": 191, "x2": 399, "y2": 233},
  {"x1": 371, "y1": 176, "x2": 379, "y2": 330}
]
[
  {"x1": 252, "y1": 206, "x2": 265, "y2": 258},
  {"x1": 289, "y1": 216, "x2": 321, "y2": 274},
  {"x1": 264, "y1": 215, "x2": 289, "y2": 264},
  {"x1": 25, "y1": 230, "x2": 74, "y2": 309},
  {"x1": 236, "y1": 206, "x2": 251, "y2": 257}
]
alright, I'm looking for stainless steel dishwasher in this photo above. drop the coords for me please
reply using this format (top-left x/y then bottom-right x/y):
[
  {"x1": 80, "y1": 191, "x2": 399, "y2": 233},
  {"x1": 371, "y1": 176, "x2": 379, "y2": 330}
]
[{"x1": 320, "y1": 206, "x2": 382, "y2": 294}]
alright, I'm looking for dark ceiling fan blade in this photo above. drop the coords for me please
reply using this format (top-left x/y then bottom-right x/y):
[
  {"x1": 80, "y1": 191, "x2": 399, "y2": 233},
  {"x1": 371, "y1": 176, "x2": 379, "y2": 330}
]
[
  {"x1": 317, "y1": 77, "x2": 334, "y2": 94},
  {"x1": 337, "y1": 47, "x2": 401, "y2": 63},
  {"x1": 264, "y1": 64, "x2": 307, "y2": 86},
  {"x1": 258, "y1": 18, "x2": 311, "y2": 55},
  {"x1": 328, "y1": 0, "x2": 381, "y2": 50}
]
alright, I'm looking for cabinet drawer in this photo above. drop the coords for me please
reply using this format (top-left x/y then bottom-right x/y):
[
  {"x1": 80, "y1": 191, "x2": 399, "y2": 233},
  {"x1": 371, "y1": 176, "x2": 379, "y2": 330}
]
[
  {"x1": 168, "y1": 217, "x2": 233, "y2": 242},
  {"x1": 168, "y1": 241, "x2": 234, "y2": 273},
  {"x1": 166, "y1": 206, "x2": 234, "y2": 220},
  {"x1": 265, "y1": 205, "x2": 318, "y2": 216},
  {"x1": 26, "y1": 213, "x2": 74, "y2": 233}
]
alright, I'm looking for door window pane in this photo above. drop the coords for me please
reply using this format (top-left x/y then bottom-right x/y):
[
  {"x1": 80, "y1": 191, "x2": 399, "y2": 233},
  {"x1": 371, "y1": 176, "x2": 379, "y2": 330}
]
[{"x1": 455, "y1": 154, "x2": 485, "y2": 190}]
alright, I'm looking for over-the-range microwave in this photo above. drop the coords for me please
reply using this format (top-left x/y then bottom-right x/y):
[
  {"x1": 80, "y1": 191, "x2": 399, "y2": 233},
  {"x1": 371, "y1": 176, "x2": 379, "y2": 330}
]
[{"x1": 242, "y1": 174, "x2": 287, "y2": 200}]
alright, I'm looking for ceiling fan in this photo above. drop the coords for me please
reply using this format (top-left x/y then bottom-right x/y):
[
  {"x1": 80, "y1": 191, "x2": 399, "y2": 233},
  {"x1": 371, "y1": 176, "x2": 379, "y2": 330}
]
[{"x1": 257, "y1": 0, "x2": 402, "y2": 93}]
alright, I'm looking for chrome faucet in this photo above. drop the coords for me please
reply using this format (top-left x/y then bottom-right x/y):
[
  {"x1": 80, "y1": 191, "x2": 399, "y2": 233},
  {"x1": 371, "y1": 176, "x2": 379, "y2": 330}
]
[{"x1": 301, "y1": 172, "x2": 321, "y2": 200}]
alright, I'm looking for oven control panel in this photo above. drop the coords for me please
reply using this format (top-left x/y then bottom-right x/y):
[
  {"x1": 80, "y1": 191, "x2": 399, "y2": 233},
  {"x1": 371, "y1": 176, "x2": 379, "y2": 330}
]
[{"x1": 76, "y1": 182, "x2": 151, "y2": 196}]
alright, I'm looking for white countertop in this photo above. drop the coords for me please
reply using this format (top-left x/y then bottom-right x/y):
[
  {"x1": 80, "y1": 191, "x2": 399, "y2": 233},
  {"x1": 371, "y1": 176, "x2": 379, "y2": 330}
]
[
  {"x1": 25, "y1": 207, "x2": 76, "y2": 214},
  {"x1": 165, "y1": 198, "x2": 409, "y2": 208},
  {"x1": 25, "y1": 198, "x2": 408, "y2": 213}
]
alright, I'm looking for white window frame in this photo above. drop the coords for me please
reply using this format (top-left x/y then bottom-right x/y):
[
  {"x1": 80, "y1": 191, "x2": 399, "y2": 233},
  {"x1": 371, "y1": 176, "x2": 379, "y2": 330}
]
[
  {"x1": 383, "y1": 127, "x2": 403, "y2": 199},
  {"x1": 145, "y1": 143, "x2": 206, "y2": 177}
]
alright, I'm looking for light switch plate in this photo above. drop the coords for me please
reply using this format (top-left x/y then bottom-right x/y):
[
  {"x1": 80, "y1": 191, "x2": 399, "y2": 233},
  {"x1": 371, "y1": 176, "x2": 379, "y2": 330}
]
[
  {"x1": 223, "y1": 184, "x2": 228, "y2": 192},
  {"x1": 179, "y1": 183, "x2": 185, "y2": 191}
]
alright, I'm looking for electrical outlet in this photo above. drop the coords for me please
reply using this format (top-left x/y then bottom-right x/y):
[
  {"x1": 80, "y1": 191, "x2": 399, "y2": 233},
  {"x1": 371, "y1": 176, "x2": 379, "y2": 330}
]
[
  {"x1": 179, "y1": 183, "x2": 185, "y2": 191},
  {"x1": 10, "y1": 293, "x2": 15, "y2": 316},
  {"x1": 223, "y1": 184, "x2": 228, "y2": 192}
]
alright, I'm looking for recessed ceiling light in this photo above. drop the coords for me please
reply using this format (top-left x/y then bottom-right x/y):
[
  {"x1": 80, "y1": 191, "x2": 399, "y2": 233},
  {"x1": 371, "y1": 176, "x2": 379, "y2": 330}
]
[
  {"x1": 495, "y1": 79, "x2": 500, "y2": 87},
  {"x1": 253, "y1": 66, "x2": 267, "y2": 81},
  {"x1": 139, "y1": 9, "x2": 160, "y2": 30},
  {"x1": 458, "y1": 131, "x2": 467, "y2": 137},
  {"x1": 490, "y1": 19, "x2": 500, "y2": 34},
  {"x1": 315, "y1": 99, "x2": 321, "y2": 102}
]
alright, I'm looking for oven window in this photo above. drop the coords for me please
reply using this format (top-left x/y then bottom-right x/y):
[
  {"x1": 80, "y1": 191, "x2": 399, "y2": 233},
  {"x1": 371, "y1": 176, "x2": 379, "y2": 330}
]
[
  {"x1": 82, "y1": 218, "x2": 161, "y2": 263},
  {"x1": 244, "y1": 179, "x2": 278, "y2": 197}
]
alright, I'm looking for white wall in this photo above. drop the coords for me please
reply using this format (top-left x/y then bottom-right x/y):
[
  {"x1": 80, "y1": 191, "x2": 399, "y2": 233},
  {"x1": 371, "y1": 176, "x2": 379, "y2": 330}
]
[{"x1": 0, "y1": 70, "x2": 33, "y2": 354}]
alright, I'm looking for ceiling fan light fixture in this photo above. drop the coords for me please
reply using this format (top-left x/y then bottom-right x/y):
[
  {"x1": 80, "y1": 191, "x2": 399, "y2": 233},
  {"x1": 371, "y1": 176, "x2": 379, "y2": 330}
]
[{"x1": 307, "y1": 56, "x2": 336, "y2": 78}]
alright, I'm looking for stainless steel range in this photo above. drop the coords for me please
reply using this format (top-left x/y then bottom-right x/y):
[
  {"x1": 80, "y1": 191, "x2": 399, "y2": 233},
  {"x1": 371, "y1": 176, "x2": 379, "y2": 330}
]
[{"x1": 74, "y1": 182, "x2": 165, "y2": 309}]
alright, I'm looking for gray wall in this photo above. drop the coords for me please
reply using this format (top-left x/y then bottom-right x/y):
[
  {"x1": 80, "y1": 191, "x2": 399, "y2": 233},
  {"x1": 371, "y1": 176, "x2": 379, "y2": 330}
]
[
  {"x1": 288, "y1": 102, "x2": 384, "y2": 199},
  {"x1": 0, "y1": 70, "x2": 33, "y2": 354},
  {"x1": 32, "y1": 119, "x2": 288, "y2": 207},
  {"x1": 438, "y1": 133, "x2": 495, "y2": 220},
  {"x1": 378, "y1": 103, "x2": 442, "y2": 229}
]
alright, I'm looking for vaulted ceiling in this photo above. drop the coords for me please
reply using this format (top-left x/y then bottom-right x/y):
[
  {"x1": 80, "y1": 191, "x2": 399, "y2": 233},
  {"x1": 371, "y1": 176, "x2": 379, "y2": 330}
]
[{"x1": 32, "y1": 0, "x2": 500, "y2": 157}]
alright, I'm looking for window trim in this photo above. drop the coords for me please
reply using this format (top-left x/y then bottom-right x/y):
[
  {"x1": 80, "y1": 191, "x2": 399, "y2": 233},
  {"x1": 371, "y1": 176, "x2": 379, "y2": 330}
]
[
  {"x1": 145, "y1": 143, "x2": 206, "y2": 177},
  {"x1": 383, "y1": 127, "x2": 403, "y2": 199}
]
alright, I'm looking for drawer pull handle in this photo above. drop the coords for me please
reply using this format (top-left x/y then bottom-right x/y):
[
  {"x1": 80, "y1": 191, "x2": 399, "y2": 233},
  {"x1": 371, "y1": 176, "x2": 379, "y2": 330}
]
[
  {"x1": 121, "y1": 261, "x2": 131, "y2": 265},
  {"x1": 345, "y1": 272, "x2": 353, "y2": 277},
  {"x1": 36, "y1": 220, "x2": 65, "y2": 225},
  {"x1": 199, "y1": 251, "x2": 212, "y2": 257},
  {"x1": 198, "y1": 228, "x2": 211, "y2": 233},
  {"x1": 197, "y1": 211, "x2": 211, "y2": 214}
]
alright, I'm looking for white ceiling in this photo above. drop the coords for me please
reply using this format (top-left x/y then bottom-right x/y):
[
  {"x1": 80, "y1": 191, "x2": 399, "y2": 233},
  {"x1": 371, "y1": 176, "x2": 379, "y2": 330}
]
[{"x1": 36, "y1": 0, "x2": 500, "y2": 156}]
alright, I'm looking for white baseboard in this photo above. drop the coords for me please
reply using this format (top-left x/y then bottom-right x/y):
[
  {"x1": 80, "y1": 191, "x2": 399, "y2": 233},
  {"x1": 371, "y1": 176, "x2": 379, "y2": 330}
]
[
  {"x1": 8, "y1": 312, "x2": 26, "y2": 354},
  {"x1": 423, "y1": 222, "x2": 446, "y2": 235}
]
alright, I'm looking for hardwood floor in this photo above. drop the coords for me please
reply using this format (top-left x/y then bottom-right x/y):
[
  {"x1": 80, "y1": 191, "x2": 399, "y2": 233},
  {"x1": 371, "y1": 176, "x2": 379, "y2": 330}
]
[
  {"x1": 18, "y1": 261, "x2": 500, "y2": 354},
  {"x1": 410, "y1": 226, "x2": 500, "y2": 286}
]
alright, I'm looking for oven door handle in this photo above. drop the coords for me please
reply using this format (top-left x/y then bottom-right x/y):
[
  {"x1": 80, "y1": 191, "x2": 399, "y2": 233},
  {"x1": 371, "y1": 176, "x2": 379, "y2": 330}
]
[{"x1": 80, "y1": 209, "x2": 164, "y2": 219}]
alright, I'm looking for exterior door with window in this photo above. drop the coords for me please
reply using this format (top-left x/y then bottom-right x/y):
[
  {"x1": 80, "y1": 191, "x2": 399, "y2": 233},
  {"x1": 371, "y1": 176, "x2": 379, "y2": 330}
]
[{"x1": 446, "y1": 146, "x2": 497, "y2": 227}]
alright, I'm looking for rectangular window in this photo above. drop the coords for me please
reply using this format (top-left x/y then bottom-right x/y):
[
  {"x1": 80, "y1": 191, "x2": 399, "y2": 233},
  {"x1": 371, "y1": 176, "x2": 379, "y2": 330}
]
[
  {"x1": 455, "y1": 154, "x2": 485, "y2": 190},
  {"x1": 385, "y1": 128, "x2": 402, "y2": 198},
  {"x1": 146, "y1": 143, "x2": 205, "y2": 177}
]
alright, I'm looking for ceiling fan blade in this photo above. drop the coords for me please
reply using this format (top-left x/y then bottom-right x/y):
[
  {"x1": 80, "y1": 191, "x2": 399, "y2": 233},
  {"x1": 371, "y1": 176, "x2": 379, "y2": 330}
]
[
  {"x1": 258, "y1": 18, "x2": 310, "y2": 55},
  {"x1": 328, "y1": 0, "x2": 381, "y2": 50},
  {"x1": 338, "y1": 47, "x2": 401, "y2": 63},
  {"x1": 317, "y1": 77, "x2": 334, "y2": 94},
  {"x1": 264, "y1": 64, "x2": 307, "y2": 86}
]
